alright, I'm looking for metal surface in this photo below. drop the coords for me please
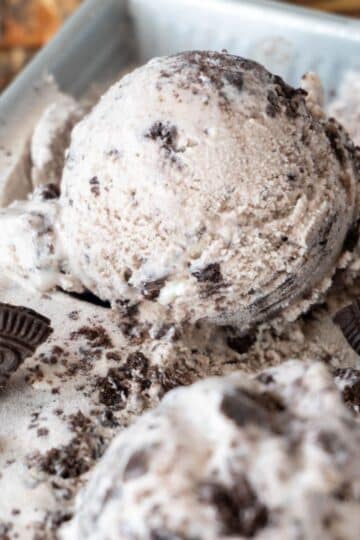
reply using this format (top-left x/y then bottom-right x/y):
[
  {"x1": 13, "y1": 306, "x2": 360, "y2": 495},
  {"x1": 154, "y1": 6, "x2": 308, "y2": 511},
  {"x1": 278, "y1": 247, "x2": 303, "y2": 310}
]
[
  {"x1": 1, "y1": 0, "x2": 360, "y2": 108},
  {"x1": 0, "y1": 0, "x2": 359, "y2": 199},
  {"x1": 130, "y1": 0, "x2": 360, "y2": 96},
  {"x1": 0, "y1": 0, "x2": 131, "y2": 107}
]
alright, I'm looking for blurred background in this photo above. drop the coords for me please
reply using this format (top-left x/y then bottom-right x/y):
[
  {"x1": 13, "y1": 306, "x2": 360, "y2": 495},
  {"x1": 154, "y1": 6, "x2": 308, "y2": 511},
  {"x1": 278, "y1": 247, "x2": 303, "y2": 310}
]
[
  {"x1": 0, "y1": 0, "x2": 359, "y2": 93},
  {"x1": 0, "y1": 0, "x2": 82, "y2": 90}
]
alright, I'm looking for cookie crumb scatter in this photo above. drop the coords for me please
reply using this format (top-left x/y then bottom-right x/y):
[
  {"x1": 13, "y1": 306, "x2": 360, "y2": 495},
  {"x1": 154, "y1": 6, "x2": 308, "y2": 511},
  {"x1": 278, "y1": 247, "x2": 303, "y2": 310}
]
[
  {"x1": 27, "y1": 411, "x2": 106, "y2": 480},
  {"x1": 61, "y1": 361, "x2": 360, "y2": 539},
  {"x1": 70, "y1": 326, "x2": 113, "y2": 349}
]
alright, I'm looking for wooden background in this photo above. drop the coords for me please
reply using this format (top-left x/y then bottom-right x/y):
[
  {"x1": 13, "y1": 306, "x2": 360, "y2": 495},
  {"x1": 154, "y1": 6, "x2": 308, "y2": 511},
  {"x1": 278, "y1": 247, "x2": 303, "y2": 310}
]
[
  {"x1": 0, "y1": 0, "x2": 82, "y2": 90},
  {"x1": 0, "y1": 0, "x2": 359, "y2": 92},
  {"x1": 286, "y1": 0, "x2": 360, "y2": 15}
]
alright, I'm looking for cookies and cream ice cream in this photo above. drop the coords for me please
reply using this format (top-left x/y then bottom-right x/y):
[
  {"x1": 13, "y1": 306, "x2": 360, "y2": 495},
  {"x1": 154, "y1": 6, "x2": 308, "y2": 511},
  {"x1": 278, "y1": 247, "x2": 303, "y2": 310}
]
[
  {"x1": 0, "y1": 51, "x2": 360, "y2": 540},
  {"x1": 62, "y1": 361, "x2": 360, "y2": 540},
  {"x1": 0, "y1": 184, "x2": 81, "y2": 292},
  {"x1": 31, "y1": 93, "x2": 84, "y2": 188},
  {"x1": 1, "y1": 52, "x2": 358, "y2": 331},
  {"x1": 328, "y1": 71, "x2": 360, "y2": 146},
  {"x1": 58, "y1": 51, "x2": 358, "y2": 328}
]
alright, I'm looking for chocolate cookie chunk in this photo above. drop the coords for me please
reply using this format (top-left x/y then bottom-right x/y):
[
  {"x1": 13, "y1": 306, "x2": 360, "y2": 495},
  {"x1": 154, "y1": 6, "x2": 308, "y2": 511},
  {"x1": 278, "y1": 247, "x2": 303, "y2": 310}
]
[
  {"x1": 0, "y1": 303, "x2": 52, "y2": 387},
  {"x1": 333, "y1": 298, "x2": 360, "y2": 354}
]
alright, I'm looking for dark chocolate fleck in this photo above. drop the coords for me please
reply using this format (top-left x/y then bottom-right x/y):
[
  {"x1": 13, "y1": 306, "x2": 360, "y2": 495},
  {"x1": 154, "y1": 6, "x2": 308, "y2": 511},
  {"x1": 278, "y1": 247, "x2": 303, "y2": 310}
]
[
  {"x1": 97, "y1": 368, "x2": 130, "y2": 408},
  {"x1": 221, "y1": 387, "x2": 286, "y2": 432},
  {"x1": 62, "y1": 289, "x2": 111, "y2": 309},
  {"x1": 97, "y1": 352, "x2": 150, "y2": 409},
  {"x1": 115, "y1": 298, "x2": 139, "y2": 318},
  {"x1": 198, "y1": 476, "x2": 268, "y2": 537},
  {"x1": 256, "y1": 373, "x2": 275, "y2": 385},
  {"x1": 145, "y1": 122, "x2": 178, "y2": 154},
  {"x1": 227, "y1": 332, "x2": 256, "y2": 355},
  {"x1": 39, "y1": 183, "x2": 61, "y2": 200},
  {"x1": 266, "y1": 90, "x2": 281, "y2": 117},
  {"x1": 99, "y1": 409, "x2": 119, "y2": 428},
  {"x1": 192, "y1": 263, "x2": 222, "y2": 283},
  {"x1": 324, "y1": 119, "x2": 347, "y2": 166},
  {"x1": 0, "y1": 522, "x2": 12, "y2": 539},
  {"x1": 89, "y1": 176, "x2": 100, "y2": 197},
  {"x1": 317, "y1": 431, "x2": 347, "y2": 457},
  {"x1": 106, "y1": 351, "x2": 122, "y2": 362},
  {"x1": 343, "y1": 219, "x2": 360, "y2": 253},
  {"x1": 224, "y1": 71, "x2": 243, "y2": 91},
  {"x1": 45, "y1": 510, "x2": 73, "y2": 529},
  {"x1": 141, "y1": 278, "x2": 166, "y2": 301},
  {"x1": 123, "y1": 448, "x2": 150, "y2": 481},
  {"x1": 334, "y1": 367, "x2": 360, "y2": 411},
  {"x1": 333, "y1": 298, "x2": 360, "y2": 355}
]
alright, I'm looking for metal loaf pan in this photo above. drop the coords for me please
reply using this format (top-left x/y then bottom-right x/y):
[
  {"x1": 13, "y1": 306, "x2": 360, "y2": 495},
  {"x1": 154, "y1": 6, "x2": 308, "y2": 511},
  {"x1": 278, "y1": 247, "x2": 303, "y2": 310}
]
[{"x1": 0, "y1": 0, "x2": 359, "y2": 199}]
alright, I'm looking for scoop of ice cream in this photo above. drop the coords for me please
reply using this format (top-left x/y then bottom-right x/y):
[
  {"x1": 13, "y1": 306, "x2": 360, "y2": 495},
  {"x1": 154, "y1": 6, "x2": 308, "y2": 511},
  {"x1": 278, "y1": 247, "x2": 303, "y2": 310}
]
[
  {"x1": 31, "y1": 93, "x2": 84, "y2": 188},
  {"x1": 62, "y1": 360, "x2": 360, "y2": 540},
  {"x1": 0, "y1": 184, "x2": 82, "y2": 292},
  {"x1": 328, "y1": 71, "x2": 360, "y2": 146},
  {"x1": 59, "y1": 51, "x2": 358, "y2": 328}
]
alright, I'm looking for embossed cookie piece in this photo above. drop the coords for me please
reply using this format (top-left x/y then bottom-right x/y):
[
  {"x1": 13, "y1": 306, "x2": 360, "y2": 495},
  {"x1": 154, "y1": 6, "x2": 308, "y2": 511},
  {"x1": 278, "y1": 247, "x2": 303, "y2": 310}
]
[
  {"x1": 333, "y1": 298, "x2": 360, "y2": 354},
  {"x1": 0, "y1": 302, "x2": 52, "y2": 386}
]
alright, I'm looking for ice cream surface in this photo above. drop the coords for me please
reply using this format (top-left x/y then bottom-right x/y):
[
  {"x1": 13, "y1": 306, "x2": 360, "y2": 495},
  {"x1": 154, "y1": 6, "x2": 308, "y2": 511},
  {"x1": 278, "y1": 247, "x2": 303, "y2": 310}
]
[
  {"x1": 0, "y1": 52, "x2": 358, "y2": 330},
  {"x1": 0, "y1": 282, "x2": 359, "y2": 538},
  {"x1": 31, "y1": 93, "x2": 84, "y2": 188},
  {"x1": 0, "y1": 184, "x2": 82, "y2": 292},
  {"x1": 58, "y1": 51, "x2": 358, "y2": 328},
  {"x1": 328, "y1": 71, "x2": 360, "y2": 146},
  {"x1": 62, "y1": 361, "x2": 360, "y2": 540}
]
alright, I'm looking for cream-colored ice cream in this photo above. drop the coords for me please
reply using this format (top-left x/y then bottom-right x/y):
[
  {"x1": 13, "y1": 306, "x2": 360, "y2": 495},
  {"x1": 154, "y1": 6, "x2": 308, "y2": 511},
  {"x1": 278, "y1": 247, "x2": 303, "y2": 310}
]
[
  {"x1": 58, "y1": 51, "x2": 358, "y2": 328},
  {"x1": 328, "y1": 71, "x2": 360, "y2": 146},
  {"x1": 0, "y1": 184, "x2": 82, "y2": 293},
  {"x1": 62, "y1": 361, "x2": 360, "y2": 540},
  {"x1": 0, "y1": 282, "x2": 359, "y2": 538},
  {"x1": 31, "y1": 93, "x2": 84, "y2": 188},
  {"x1": 0, "y1": 52, "x2": 360, "y2": 539},
  {"x1": 0, "y1": 52, "x2": 358, "y2": 331},
  {"x1": 0, "y1": 285, "x2": 279, "y2": 539}
]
